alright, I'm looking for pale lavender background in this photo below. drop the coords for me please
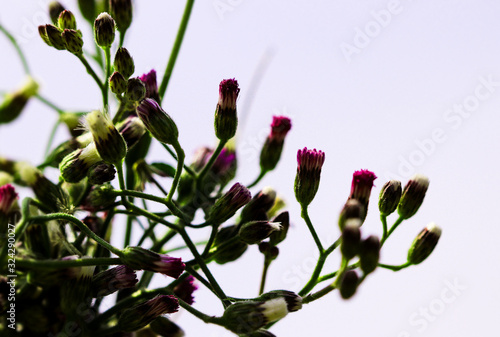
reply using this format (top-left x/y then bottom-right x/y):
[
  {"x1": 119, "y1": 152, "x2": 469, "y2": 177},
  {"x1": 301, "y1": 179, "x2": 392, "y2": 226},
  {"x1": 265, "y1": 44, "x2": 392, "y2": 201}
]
[{"x1": 1, "y1": 1, "x2": 499, "y2": 336}]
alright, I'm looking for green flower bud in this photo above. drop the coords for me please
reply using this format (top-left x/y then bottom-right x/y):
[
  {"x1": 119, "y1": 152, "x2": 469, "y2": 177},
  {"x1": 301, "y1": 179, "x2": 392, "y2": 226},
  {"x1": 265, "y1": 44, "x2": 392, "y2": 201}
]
[
  {"x1": 268, "y1": 211, "x2": 290, "y2": 246},
  {"x1": 259, "y1": 116, "x2": 292, "y2": 172},
  {"x1": 294, "y1": 147, "x2": 325, "y2": 206},
  {"x1": 110, "y1": 0, "x2": 133, "y2": 33},
  {"x1": 59, "y1": 143, "x2": 102, "y2": 183},
  {"x1": 215, "y1": 79, "x2": 240, "y2": 141},
  {"x1": 0, "y1": 76, "x2": 39, "y2": 124},
  {"x1": 109, "y1": 71, "x2": 127, "y2": 95},
  {"x1": 240, "y1": 187, "x2": 277, "y2": 223},
  {"x1": 114, "y1": 47, "x2": 135, "y2": 78},
  {"x1": 398, "y1": 174, "x2": 429, "y2": 220},
  {"x1": 86, "y1": 183, "x2": 116, "y2": 209},
  {"x1": 257, "y1": 290, "x2": 302, "y2": 312},
  {"x1": 208, "y1": 183, "x2": 251, "y2": 225},
  {"x1": 87, "y1": 162, "x2": 116, "y2": 185},
  {"x1": 222, "y1": 298, "x2": 288, "y2": 334},
  {"x1": 136, "y1": 98, "x2": 179, "y2": 145},
  {"x1": 339, "y1": 270, "x2": 359, "y2": 299},
  {"x1": 60, "y1": 260, "x2": 95, "y2": 315},
  {"x1": 379, "y1": 180, "x2": 402, "y2": 216},
  {"x1": 45, "y1": 24, "x2": 66, "y2": 50},
  {"x1": 94, "y1": 12, "x2": 115, "y2": 48},
  {"x1": 210, "y1": 225, "x2": 248, "y2": 264},
  {"x1": 38, "y1": 25, "x2": 52, "y2": 46},
  {"x1": 58, "y1": 10, "x2": 77, "y2": 30},
  {"x1": 116, "y1": 116, "x2": 146, "y2": 149},
  {"x1": 62, "y1": 29, "x2": 83, "y2": 54},
  {"x1": 121, "y1": 247, "x2": 185, "y2": 278},
  {"x1": 49, "y1": 1, "x2": 66, "y2": 24},
  {"x1": 359, "y1": 235, "x2": 380, "y2": 275},
  {"x1": 126, "y1": 77, "x2": 146, "y2": 102},
  {"x1": 239, "y1": 221, "x2": 282, "y2": 245},
  {"x1": 118, "y1": 295, "x2": 179, "y2": 332},
  {"x1": 338, "y1": 199, "x2": 364, "y2": 231},
  {"x1": 341, "y1": 220, "x2": 361, "y2": 260},
  {"x1": 407, "y1": 223, "x2": 441, "y2": 265},
  {"x1": 85, "y1": 110, "x2": 127, "y2": 166}
]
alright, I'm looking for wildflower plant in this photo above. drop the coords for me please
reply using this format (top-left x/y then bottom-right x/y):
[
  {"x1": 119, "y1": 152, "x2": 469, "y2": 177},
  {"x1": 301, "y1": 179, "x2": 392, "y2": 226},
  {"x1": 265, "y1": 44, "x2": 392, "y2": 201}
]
[{"x1": 0, "y1": 2, "x2": 442, "y2": 336}]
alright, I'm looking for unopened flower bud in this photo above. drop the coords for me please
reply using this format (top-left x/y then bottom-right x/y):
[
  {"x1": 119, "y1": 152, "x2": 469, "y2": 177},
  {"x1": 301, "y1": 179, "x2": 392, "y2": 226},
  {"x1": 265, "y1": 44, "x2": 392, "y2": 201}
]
[
  {"x1": 59, "y1": 143, "x2": 102, "y2": 183},
  {"x1": 139, "y1": 69, "x2": 160, "y2": 102},
  {"x1": 150, "y1": 317, "x2": 185, "y2": 337},
  {"x1": 0, "y1": 76, "x2": 39, "y2": 124},
  {"x1": 60, "y1": 260, "x2": 95, "y2": 315},
  {"x1": 94, "y1": 12, "x2": 115, "y2": 48},
  {"x1": 338, "y1": 199, "x2": 364, "y2": 231},
  {"x1": 222, "y1": 298, "x2": 288, "y2": 334},
  {"x1": 269, "y1": 211, "x2": 290, "y2": 246},
  {"x1": 109, "y1": 71, "x2": 127, "y2": 95},
  {"x1": 0, "y1": 184, "x2": 17, "y2": 234},
  {"x1": 378, "y1": 180, "x2": 402, "y2": 216},
  {"x1": 110, "y1": 0, "x2": 133, "y2": 32},
  {"x1": 49, "y1": 1, "x2": 66, "y2": 24},
  {"x1": 398, "y1": 174, "x2": 429, "y2": 220},
  {"x1": 348, "y1": 169, "x2": 377, "y2": 221},
  {"x1": 116, "y1": 116, "x2": 146, "y2": 148},
  {"x1": 136, "y1": 98, "x2": 178, "y2": 145},
  {"x1": 58, "y1": 10, "x2": 77, "y2": 30},
  {"x1": 211, "y1": 225, "x2": 249, "y2": 264},
  {"x1": 121, "y1": 247, "x2": 185, "y2": 278},
  {"x1": 0, "y1": 172, "x2": 14, "y2": 186},
  {"x1": 86, "y1": 183, "x2": 116, "y2": 209},
  {"x1": 126, "y1": 77, "x2": 146, "y2": 102},
  {"x1": 339, "y1": 270, "x2": 359, "y2": 299},
  {"x1": 118, "y1": 295, "x2": 179, "y2": 332},
  {"x1": 259, "y1": 242, "x2": 279, "y2": 260},
  {"x1": 341, "y1": 220, "x2": 361, "y2": 260},
  {"x1": 359, "y1": 235, "x2": 380, "y2": 275},
  {"x1": 45, "y1": 24, "x2": 66, "y2": 50},
  {"x1": 214, "y1": 78, "x2": 240, "y2": 141},
  {"x1": 257, "y1": 290, "x2": 302, "y2": 312},
  {"x1": 91, "y1": 265, "x2": 138, "y2": 297},
  {"x1": 87, "y1": 162, "x2": 116, "y2": 185},
  {"x1": 240, "y1": 187, "x2": 277, "y2": 223},
  {"x1": 239, "y1": 221, "x2": 282, "y2": 245},
  {"x1": 173, "y1": 275, "x2": 198, "y2": 305},
  {"x1": 114, "y1": 47, "x2": 135, "y2": 78},
  {"x1": 62, "y1": 29, "x2": 83, "y2": 54},
  {"x1": 208, "y1": 183, "x2": 251, "y2": 225},
  {"x1": 260, "y1": 116, "x2": 292, "y2": 172},
  {"x1": 85, "y1": 110, "x2": 127, "y2": 165},
  {"x1": 407, "y1": 223, "x2": 441, "y2": 265},
  {"x1": 294, "y1": 147, "x2": 325, "y2": 206},
  {"x1": 38, "y1": 25, "x2": 52, "y2": 46}
]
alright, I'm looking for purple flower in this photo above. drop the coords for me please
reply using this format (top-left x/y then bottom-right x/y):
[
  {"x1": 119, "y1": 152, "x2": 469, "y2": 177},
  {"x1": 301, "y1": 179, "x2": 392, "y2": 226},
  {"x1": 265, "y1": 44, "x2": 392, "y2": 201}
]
[
  {"x1": 294, "y1": 148, "x2": 325, "y2": 206},
  {"x1": 174, "y1": 275, "x2": 198, "y2": 305},
  {"x1": 269, "y1": 116, "x2": 292, "y2": 142},
  {"x1": 121, "y1": 247, "x2": 185, "y2": 279},
  {"x1": 136, "y1": 98, "x2": 178, "y2": 145},
  {"x1": 118, "y1": 295, "x2": 179, "y2": 332},
  {"x1": 139, "y1": 69, "x2": 160, "y2": 102},
  {"x1": 215, "y1": 78, "x2": 240, "y2": 140},
  {"x1": 218, "y1": 78, "x2": 240, "y2": 110},
  {"x1": 91, "y1": 265, "x2": 138, "y2": 297},
  {"x1": 349, "y1": 169, "x2": 377, "y2": 208},
  {"x1": 209, "y1": 182, "x2": 252, "y2": 225},
  {"x1": 0, "y1": 184, "x2": 17, "y2": 215}
]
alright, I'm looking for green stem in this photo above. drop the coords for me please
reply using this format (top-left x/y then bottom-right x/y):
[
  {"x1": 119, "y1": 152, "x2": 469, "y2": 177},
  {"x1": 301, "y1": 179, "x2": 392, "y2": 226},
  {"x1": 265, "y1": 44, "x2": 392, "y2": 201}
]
[
  {"x1": 301, "y1": 205, "x2": 324, "y2": 253},
  {"x1": 103, "y1": 47, "x2": 111, "y2": 109},
  {"x1": 317, "y1": 262, "x2": 359, "y2": 283},
  {"x1": 178, "y1": 228, "x2": 230, "y2": 307},
  {"x1": 36, "y1": 94, "x2": 64, "y2": 114},
  {"x1": 158, "y1": 0, "x2": 195, "y2": 100},
  {"x1": 197, "y1": 140, "x2": 227, "y2": 184},
  {"x1": 380, "y1": 214, "x2": 388, "y2": 242},
  {"x1": 119, "y1": 30, "x2": 127, "y2": 48},
  {"x1": 247, "y1": 169, "x2": 267, "y2": 189},
  {"x1": 0, "y1": 24, "x2": 31, "y2": 75},
  {"x1": 124, "y1": 216, "x2": 133, "y2": 248},
  {"x1": 30, "y1": 213, "x2": 123, "y2": 257},
  {"x1": 259, "y1": 258, "x2": 271, "y2": 295},
  {"x1": 44, "y1": 120, "x2": 60, "y2": 157},
  {"x1": 161, "y1": 143, "x2": 196, "y2": 176},
  {"x1": 381, "y1": 216, "x2": 404, "y2": 246},
  {"x1": 76, "y1": 53, "x2": 105, "y2": 92},
  {"x1": 17, "y1": 257, "x2": 121, "y2": 269},
  {"x1": 201, "y1": 223, "x2": 218, "y2": 257},
  {"x1": 378, "y1": 261, "x2": 411, "y2": 271},
  {"x1": 166, "y1": 141, "x2": 185, "y2": 203},
  {"x1": 302, "y1": 282, "x2": 336, "y2": 304}
]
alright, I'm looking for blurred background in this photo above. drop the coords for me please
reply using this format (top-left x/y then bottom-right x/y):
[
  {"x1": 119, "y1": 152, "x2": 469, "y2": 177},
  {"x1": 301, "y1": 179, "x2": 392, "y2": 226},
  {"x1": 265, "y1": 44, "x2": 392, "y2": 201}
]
[{"x1": 1, "y1": 1, "x2": 500, "y2": 336}]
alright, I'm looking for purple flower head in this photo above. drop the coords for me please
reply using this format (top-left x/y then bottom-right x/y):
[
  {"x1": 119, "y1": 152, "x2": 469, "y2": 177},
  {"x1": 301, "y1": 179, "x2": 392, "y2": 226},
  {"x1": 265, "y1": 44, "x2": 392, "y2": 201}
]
[
  {"x1": 139, "y1": 69, "x2": 160, "y2": 102},
  {"x1": 174, "y1": 275, "x2": 199, "y2": 305},
  {"x1": 121, "y1": 246, "x2": 185, "y2": 279},
  {"x1": 218, "y1": 78, "x2": 240, "y2": 110},
  {"x1": 349, "y1": 169, "x2": 377, "y2": 207},
  {"x1": 269, "y1": 116, "x2": 292, "y2": 142},
  {"x1": 110, "y1": 265, "x2": 138, "y2": 289},
  {"x1": 91, "y1": 265, "x2": 138, "y2": 297},
  {"x1": 209, "y1": 182, "x2": 252, "y2": 225},
  {"x1": 212, "y1": 148, "x2": 236, "y2": 176},
  {"x1": 136, "y1": 98, "x2": 178, "y2": 145},
  {"x1": 297, "y1": 147, "x2": 325, "y2": 172},
  {"x1": 294, "y1": 148, "x2": 325, "y2": 206},
  {"x1": 118, "y1": 295, "x2": 179, "y2": 332},
  {"x1": 0, "y1": 184, "x2": 17, "y2": 214}
]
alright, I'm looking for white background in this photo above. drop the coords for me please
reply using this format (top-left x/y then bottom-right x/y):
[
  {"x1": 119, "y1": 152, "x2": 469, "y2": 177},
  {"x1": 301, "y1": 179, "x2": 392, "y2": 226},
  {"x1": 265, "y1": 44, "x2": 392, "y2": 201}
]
[{"x1": 1, "y1": 1, "x2": 500, "y2": 336}]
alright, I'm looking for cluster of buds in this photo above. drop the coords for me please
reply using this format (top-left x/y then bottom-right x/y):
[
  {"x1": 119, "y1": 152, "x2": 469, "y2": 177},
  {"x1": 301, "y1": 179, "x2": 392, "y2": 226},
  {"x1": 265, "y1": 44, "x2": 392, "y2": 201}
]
[{"x1": 39, "y1": 9, "x2": 84, "y2": 54}]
